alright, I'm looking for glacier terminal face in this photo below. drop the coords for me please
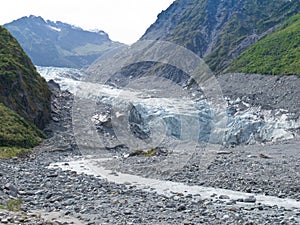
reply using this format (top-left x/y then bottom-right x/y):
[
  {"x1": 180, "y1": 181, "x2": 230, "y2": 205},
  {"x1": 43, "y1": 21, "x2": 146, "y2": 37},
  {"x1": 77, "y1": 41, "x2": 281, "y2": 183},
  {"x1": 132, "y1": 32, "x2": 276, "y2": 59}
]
[{"x1": 38, "y1": 66, "x2": 299, "y2": 149}]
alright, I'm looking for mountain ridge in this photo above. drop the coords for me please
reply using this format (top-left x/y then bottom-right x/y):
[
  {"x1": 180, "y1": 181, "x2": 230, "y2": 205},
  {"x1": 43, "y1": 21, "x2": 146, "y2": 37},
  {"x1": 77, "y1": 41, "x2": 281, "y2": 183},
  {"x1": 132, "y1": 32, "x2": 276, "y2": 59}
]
[
  {"x1": 141, "y1": 0, "x2": 300, "y2": 74},
  {"x1": 4, "y1": 15, "x2": 126, "y2": 68}
]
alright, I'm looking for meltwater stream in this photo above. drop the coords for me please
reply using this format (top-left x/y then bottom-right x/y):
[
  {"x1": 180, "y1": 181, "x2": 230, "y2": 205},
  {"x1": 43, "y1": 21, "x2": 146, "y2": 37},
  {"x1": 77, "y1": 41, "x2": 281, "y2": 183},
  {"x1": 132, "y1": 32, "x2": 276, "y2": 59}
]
[
  {"x1": 39, "y1": 66, "x2": 300, "y2": 218},
  {"x1": 48, "y1": 158, "x2": 300, "y2": 211}
]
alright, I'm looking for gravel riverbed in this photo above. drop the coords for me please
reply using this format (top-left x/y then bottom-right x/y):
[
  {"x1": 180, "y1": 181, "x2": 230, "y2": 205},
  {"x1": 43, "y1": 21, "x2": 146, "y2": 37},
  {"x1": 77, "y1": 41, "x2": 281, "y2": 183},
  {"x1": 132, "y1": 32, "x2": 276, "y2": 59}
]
[
  {"x1": 101, "y1": 139, "x2": 300, "y2": 202},
  {"x1": 0, "y1": 73, "x2": 299, "y2": 224},
  {"x1": 0, "y1": 149, "x2": 300, "y2": 225}
]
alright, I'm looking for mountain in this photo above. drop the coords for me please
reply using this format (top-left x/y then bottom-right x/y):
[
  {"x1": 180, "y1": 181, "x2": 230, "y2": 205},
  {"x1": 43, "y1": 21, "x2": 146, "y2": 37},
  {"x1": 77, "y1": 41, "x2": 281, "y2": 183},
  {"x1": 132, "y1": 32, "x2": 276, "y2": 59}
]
[
  {"x1": 0, "y1": 102, "x2": 45, "y2": 150},
  {"x1": 228, "y1": 13, "x2": 300, "y2": 76},
  {"x1": 0, "y1": 26, "x2": 51, "y2": 130},
  {"x1": 141, "y1": 0, "x2": 300, "y2": 74},
  {"x1": 4, "y1": 15, "x2": 125, "y2": 68}
]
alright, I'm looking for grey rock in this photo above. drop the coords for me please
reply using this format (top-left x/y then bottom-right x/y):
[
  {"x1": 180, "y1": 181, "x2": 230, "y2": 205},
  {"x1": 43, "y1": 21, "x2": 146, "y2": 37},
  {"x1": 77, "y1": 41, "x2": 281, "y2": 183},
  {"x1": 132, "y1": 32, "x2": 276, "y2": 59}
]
[
  {"x1": 4, "y1": 183, "x2": 18, "y2": 194},
  {"x1": 244, "y1": 196, "x2": 257, "y2": 203},
  {"x1": 219, "y1": 195, "x2": 230, "y2": 200},
  {"x1": 62, "y1": 199, "x2": 74, "y2": 206},
  {"x1": 1, "y1": 218, "x2": 8, "y2": 223},
  {"x1": 123, "y1": 210, "x2": 132, "y2": 215},
  {"x1": 177, "y1": 204, "x2": 187, "y2": 211},
  {"x1": 47, "y1": 173, "x2": 58, "y2": 178}
]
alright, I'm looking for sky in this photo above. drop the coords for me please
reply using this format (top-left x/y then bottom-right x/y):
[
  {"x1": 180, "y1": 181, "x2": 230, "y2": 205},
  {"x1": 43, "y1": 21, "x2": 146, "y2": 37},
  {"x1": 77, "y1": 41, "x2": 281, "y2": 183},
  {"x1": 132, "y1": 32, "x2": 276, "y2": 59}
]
[{"x1": 0, "y1": 0, "x2": 174, "y2": 45}]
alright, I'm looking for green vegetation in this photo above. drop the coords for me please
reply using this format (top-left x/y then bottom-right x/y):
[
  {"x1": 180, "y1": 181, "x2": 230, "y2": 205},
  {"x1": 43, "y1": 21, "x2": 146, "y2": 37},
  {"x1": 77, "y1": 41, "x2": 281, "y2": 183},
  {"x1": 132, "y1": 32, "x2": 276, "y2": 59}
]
[
  {"x1": 3, "y1": 199, "x2": 23, "y2": 212},
  {"x1": 0, "y1": 26, "x2": 51, "y2": 129},
  {"x1": 0, "y1": 103, "x2": 45, "y2": 158},
  {"x1": 129, "y1": 147, "x2": 163, "y2": 157},
  {"x1": 0, "y1": 26, "x2": 50, "y2": 158},
  {"x1": 163, "y1": 0, "x2": 300, "y2": 73},
  {"x1": 228, "y1": 14, "x2": 300, "y2": 76},
  {"x1": 142, "y1": 148, "x2": 158, "y2": 157},
  {"x1": 0, "y1": 147, "x2": 31, "y2": 159}
]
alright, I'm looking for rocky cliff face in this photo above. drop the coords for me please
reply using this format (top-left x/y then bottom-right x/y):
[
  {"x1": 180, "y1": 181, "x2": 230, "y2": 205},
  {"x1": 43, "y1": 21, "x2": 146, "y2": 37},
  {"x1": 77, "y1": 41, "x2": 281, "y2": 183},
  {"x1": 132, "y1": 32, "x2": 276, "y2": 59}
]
[
  {"x1": 0, "y1": 26, "x2": 51, "y2": 129},
  {"x1": 141, "y1": 0, "x2": 300, "y2": 73},
  {"x1": 4, "y1": 16, "x2": 125, "y2": 68}
]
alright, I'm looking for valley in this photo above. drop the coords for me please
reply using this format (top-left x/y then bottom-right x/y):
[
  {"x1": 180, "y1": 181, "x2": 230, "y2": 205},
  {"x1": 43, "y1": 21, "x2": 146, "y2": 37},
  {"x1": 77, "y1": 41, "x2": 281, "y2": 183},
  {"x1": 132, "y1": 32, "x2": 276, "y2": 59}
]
[
  {"x1": 0, "y1": 0, "x2": 300, "y2": 224},
  {"x1": 0, "y1": 65, "x2": 299, "y2": 224}
]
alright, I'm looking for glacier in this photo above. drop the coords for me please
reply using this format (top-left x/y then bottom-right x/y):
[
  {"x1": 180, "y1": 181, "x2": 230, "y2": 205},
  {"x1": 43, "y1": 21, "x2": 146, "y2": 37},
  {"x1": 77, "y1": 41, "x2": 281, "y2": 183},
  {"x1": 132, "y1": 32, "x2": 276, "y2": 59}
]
[{"x1": 38, "y1": 66, "x2": 299, "y2": 149}]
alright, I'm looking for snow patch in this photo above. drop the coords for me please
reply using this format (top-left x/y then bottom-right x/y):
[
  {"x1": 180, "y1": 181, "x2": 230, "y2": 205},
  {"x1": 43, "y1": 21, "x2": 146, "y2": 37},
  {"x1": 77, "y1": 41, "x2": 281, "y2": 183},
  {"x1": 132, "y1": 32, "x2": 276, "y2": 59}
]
[{"x1": 47, "y1": 25, "x2": 61, "y2": 32}]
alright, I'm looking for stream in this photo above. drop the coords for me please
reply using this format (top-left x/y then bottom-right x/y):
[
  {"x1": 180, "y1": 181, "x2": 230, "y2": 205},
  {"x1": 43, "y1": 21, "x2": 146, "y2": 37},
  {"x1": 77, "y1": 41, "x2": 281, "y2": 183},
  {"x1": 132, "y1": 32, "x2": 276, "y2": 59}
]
[{"x1": 39, "y1": 66, "x2": 300, "y2": 221}]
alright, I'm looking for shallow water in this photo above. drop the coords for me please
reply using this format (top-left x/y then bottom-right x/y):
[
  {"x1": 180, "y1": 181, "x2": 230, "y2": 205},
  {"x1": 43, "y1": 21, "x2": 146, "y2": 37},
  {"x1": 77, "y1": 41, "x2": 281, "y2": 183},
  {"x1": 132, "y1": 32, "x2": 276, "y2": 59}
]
[{"x1": 49, "y1": 158, "x2": 300, "y2": 210}]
